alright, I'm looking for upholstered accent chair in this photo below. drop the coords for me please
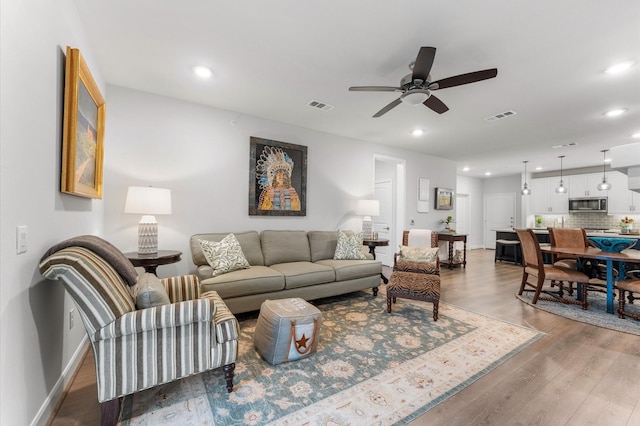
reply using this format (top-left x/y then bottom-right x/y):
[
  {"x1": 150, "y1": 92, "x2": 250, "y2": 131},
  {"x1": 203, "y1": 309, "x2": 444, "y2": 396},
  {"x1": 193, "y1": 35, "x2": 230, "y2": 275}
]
[
  {"x1": 386, "y1": 230, "x2": 440, "y2": 320},
  {"x1": 39, "y1": 236, "x2": 239, "y2": 426},
  {"x1": 516, "y1": 228, "x2": 590, "y2": 309}
]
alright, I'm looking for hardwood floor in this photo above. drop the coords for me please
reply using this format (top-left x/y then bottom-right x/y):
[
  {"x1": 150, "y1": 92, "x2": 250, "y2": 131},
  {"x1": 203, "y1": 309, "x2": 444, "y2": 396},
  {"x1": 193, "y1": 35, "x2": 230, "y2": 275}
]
[{"x1": 49, "y1": 249, "x2": 640, "y2": 425}]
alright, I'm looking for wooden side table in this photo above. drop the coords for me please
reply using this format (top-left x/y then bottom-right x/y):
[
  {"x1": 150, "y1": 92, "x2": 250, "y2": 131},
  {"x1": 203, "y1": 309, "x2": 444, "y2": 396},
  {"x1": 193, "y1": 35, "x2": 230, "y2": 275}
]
[
  {"x1": 362, "y1": 238, "x2": 389, "y2": 284},
  {"x1": 437, "y1": 233, "x2": 467, "y2": 269},
  {"x1": 124, "y1": 250, "x2": 182, "y2": 275}
]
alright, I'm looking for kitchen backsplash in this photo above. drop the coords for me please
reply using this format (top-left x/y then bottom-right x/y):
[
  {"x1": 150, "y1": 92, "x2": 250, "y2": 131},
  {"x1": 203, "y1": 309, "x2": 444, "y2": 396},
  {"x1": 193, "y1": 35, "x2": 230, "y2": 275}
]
[{"x1": 534, "y1": 213, "x2": 639, "y2": 230}]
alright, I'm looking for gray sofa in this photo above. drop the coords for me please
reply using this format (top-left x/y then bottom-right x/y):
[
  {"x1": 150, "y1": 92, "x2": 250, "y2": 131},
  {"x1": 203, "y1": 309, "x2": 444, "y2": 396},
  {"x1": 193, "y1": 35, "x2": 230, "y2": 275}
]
[{"x1": 190, "y1": 230, "x2": 382, "y2": 314}]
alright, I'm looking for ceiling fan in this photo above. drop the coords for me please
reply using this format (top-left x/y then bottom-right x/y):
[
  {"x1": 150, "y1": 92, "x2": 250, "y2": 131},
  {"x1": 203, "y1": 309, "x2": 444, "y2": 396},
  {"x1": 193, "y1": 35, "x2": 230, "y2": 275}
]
[{"x1": 349, "y1": 46, "x2": 497, "y2": 117}]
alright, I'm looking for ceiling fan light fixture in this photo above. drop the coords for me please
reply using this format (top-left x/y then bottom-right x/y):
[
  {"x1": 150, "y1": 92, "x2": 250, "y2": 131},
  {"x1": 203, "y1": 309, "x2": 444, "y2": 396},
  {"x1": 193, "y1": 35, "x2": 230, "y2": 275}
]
[{"x1": 400, "y1": 90, "x2": 430, "y2": 106}]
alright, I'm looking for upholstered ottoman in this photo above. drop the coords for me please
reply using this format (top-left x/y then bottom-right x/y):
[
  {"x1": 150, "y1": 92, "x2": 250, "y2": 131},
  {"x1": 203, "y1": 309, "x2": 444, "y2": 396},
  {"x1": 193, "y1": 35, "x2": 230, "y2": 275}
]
[{"x1": 254, "y1": 298, "x2": 321, "y2": 365}]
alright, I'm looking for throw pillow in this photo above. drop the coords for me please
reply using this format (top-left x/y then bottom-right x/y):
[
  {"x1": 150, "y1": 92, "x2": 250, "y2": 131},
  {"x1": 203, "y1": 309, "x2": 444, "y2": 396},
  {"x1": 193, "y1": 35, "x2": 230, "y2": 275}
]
[
  {"x1": 199, "y1": 233, "x2": 250, "y2": 277},
  {"x1": 134, "y1": 272, "x2": 171, "y2": 309},
  {"x1": 333, "y1": 230, "x2": 367, "y2": 260},
  {"x1": 399, "y1": 245, "x2": 439, "y2": 263}
]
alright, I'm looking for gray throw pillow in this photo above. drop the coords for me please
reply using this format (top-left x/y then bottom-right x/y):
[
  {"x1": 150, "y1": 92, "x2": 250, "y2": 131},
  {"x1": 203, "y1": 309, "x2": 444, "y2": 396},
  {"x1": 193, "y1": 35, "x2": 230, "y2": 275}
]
[{"x1": 135, "y1": 273, "x2": 170, "y2": 309}]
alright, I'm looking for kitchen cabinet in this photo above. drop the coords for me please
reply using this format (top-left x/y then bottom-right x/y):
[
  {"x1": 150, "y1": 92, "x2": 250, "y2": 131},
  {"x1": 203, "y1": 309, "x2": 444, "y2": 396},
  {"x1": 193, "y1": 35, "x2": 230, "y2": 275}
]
[
  {"x1": 530, "y1": 177, "x2": 569, "y2": 214},
  {"x1": 607, "y1": 171, "x2": 637, "y2": 214},
  {"x1": 568, "y1": 173, "x2": 607, "y2": 198}
]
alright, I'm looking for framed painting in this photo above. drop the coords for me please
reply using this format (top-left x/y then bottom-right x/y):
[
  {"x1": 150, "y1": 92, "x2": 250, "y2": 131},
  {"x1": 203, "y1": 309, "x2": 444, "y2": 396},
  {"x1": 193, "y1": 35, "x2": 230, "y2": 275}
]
[
  {"x1": 249, "y1": 137, "x2": 307, "y2": 216},
  {"x1": 61, "y1": 46, "x2": 105, "y2": 198},
  {"x1": 417, "y1": 177, "x2": 429, "y2": 213},
  {"x1": 435, "y1": 187, "x2": 454, "y2": 210}
]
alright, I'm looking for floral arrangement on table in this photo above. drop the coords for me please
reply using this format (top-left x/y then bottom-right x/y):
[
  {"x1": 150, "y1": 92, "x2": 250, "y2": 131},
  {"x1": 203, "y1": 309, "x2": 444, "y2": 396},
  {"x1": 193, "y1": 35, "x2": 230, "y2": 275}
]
[{"x1": 620, "y1": 216, "x2": 634, "y2": 232}]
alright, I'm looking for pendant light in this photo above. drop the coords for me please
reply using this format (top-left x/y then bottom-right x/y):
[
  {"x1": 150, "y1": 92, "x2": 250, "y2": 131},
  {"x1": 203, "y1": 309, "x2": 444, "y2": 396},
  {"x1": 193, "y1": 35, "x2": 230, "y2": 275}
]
[
  {"x1": 521, "y1": 160, "x2": 531, "y2": 195},
  {"x1": 555, "y1": 155, "x2": 567, "y2": 193},
  {"x1": 597, "y1": 149, "x2": 612, "y2": 191}
]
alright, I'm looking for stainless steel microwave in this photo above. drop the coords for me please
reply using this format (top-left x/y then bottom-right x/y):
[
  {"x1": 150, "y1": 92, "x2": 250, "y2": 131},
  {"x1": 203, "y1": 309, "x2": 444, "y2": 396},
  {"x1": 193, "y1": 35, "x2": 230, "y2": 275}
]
[{"x1": 568, "y1": 197, "x2": 608, "y2": 213}]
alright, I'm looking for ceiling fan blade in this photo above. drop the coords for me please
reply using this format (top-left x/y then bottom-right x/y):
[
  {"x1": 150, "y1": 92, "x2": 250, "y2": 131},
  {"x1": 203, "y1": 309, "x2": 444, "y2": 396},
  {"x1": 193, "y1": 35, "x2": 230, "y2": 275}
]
[
  {"x1": 429, "y1": 68, "x2": 498, "y2": 90},
  {"x1": 349, "y1": 86, "x2": 401, "y2": 92},
  {"x1": 423, "y1": 95, "x2": 449, "y2": 114},
  {"x1": 411, "y1": 47, "x2": 436, "y2": 82},
  {"x1": 373, "y1": 98, "x2": 402, "y2": 118}
]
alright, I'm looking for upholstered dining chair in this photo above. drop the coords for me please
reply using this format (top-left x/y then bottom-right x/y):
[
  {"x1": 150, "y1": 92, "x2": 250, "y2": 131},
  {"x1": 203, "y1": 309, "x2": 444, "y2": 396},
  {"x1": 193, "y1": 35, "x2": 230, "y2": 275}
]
[
  {"x1": 386, "y1": 230, "x2": 440, "y2": 320},
  {"x1": 39, "y1": 235, "x2": 239, "y2": 426},
  {"x1": 516, "y1": 228, "x2": 590, "y2": 309},
  {"x1": 548, "y1": 227, "x2": 589, "y2": 295}
]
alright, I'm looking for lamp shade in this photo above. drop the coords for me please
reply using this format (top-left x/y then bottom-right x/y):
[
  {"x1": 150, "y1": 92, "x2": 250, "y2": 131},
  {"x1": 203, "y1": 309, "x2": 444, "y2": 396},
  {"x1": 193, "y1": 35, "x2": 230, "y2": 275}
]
[
  {"x1": 124, "y1": 187, "x2": 172, "y2": 215},
  {"x1": 356, "y1": 199, "x2": 380, "y2": 217}
]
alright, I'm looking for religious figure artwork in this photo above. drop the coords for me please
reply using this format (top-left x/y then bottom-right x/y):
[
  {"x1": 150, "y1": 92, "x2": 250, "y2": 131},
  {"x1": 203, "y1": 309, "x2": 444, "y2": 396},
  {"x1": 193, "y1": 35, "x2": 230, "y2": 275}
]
[{"x1": 249, "y1": 137, "x2": 307, "y2": 216}]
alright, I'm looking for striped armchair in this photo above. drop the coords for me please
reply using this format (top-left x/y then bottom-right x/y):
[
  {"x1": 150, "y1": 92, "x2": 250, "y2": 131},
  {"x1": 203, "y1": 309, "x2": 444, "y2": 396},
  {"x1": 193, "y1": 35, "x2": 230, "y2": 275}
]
[{"x1": 39, "y1": 236, "x2": 239, "y2": 426}]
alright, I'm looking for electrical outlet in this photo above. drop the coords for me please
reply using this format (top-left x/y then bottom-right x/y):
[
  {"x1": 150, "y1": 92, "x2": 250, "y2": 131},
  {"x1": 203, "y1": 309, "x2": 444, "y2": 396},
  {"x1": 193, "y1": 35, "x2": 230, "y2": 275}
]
[
  {"x1": 69, "y1": 309, "x2": 75, "y2": 329},
  {"x1": 16, "y1": 226, "x2": 28, "y2": 254}
]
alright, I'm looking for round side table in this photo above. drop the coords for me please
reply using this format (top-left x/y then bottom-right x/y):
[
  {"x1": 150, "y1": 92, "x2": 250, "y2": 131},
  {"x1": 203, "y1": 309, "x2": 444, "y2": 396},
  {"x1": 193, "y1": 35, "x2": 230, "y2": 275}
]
[{"x1": 124, "y1": 250, "x2": 182, "y2": 275}]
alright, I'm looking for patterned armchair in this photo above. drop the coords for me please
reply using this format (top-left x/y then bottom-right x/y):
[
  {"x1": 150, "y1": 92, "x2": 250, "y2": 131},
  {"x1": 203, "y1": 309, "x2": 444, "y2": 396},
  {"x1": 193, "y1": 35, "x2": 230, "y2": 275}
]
[
  {"x1": 386, "y1": 230, "x2": 441, "y2": 320},
  {"x1": 39, "y1": 236, "x2": 239, "y2": 426}
]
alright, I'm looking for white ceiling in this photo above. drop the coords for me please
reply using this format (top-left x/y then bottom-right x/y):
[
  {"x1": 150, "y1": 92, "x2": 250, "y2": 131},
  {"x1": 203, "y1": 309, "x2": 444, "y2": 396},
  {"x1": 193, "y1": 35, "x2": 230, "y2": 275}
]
[{"x1": 74, "y1": 0, "x2": 640, "y2": 178}]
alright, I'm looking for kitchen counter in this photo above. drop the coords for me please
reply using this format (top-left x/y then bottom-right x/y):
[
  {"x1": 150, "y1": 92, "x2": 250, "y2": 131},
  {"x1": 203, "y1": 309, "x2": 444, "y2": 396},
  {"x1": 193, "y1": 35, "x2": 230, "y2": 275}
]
[{"x1": 492, "y1": 229, "x2": 640, "y2": 238}]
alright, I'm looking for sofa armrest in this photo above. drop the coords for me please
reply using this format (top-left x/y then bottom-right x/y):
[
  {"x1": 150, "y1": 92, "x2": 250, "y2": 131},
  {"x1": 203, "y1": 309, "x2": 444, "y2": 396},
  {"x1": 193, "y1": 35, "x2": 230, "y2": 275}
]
[
  {"x1": 94, "y1": 299, "x2": 212, "y2": 341},
  {"x1": 161, "y1": 274, "x2": 200, "y2": 303},
  {"x1": 201, "y1": 290, "x2": 240, "y2": 343}
]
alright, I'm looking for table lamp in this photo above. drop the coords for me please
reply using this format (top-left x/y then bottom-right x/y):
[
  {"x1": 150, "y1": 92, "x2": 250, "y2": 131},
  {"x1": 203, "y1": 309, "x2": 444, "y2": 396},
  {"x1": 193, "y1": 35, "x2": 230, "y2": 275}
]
[
  {"x1": 124, "y1": 186, "x2": 172, "y2": 254},
  {"x1": 357, "y1": 199, "x2": 380, "y2": 239}
]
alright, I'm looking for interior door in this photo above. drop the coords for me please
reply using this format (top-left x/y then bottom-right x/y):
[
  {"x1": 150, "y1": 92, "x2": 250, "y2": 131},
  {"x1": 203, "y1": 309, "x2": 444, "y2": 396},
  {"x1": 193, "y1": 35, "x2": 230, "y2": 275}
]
[
  {"x1": 374, "y1": 180, "x2": 393, "y2": 266},
  {"x1": 484, "y1": 193, "x2": 516, "y2": 249},
  {"x1": 455, "y1": 193, "x2": 470, "y2": 253}
]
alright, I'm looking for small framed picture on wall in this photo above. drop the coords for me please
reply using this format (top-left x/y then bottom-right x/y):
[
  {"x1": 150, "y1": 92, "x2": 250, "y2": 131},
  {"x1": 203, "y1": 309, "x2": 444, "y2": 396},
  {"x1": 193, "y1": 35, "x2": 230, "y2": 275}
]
[{"x1": 435, "y1": 187, "x2": 454, "y2": 210}]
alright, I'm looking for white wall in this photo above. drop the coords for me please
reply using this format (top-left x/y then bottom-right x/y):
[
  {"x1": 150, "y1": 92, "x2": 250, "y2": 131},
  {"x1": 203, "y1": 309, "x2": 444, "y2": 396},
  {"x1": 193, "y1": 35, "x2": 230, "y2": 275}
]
[
  {"x1": 0, "y1": 1, "x2": 104, "y2": 424},
  {"x1": 457, "y1": 175, "x2": 484, "y2": 249},
  {"x1": 103, "y1": 86, "x2": 457, "y2": 276}
]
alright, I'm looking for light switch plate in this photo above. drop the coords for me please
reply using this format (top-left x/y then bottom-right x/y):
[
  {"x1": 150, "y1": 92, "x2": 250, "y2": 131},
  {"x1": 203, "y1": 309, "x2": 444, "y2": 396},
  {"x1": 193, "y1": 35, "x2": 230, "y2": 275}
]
[{"x1": 16, "y1": 226, "x2": 27, "y2": 254}]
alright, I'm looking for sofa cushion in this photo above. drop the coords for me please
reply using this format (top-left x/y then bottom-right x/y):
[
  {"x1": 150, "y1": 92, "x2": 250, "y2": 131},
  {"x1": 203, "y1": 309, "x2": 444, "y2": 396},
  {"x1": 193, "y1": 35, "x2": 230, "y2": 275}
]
[
  {"x1": 134, "y1": 272, "x2": 171, "y2": 309},
  {"x1": 308, "y1": 231, "x2": 339, "y2": 262},
  {"x1": 333, "y1": 230, "x2": 367, "y2": 260},
  {"x1": 316, "y1": 259, "x2": 382, "y2": 281},
  {"x1": 191, "y1": 231, "x2": 264, "y2": 266},
  {"x1": 199, "y1": 266, "x2": 285, "y2": 299},
  {"x1": 199, "y1": 234, "x2": 250, "y2": 277},
  {"x1": 269, "y1": 262, "x2": 336, "y2": 289},
  {"x1": 261, "y1": 230, "x2": 311, "y2": 266}
]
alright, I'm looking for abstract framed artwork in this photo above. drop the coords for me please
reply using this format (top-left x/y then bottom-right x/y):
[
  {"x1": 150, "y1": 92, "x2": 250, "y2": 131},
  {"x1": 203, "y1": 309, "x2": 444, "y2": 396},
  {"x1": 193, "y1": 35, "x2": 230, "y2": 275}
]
[
  {"x1": 249, "y1": 137, "x2": 307, "y2": 216},
  {"x1": 417, "y1": 177, "x2": 429, "y2": 213},
  {"x1": 435, "y1": 187, "x2": 454, "y2": 210},
  {"x1": 61, "y1": 46, "x2": 105, "y2": 198}
]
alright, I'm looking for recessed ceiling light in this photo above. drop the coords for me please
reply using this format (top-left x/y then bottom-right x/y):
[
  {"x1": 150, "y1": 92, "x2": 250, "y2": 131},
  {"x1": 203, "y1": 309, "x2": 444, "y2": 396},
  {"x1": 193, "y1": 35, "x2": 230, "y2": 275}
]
[
  {"x1": 412, "y1": 129, "x2": 424, "y2": 137},
  {"x1": 604, "y1": 158, "x2": 612, "y2": 163},
  {"x1": 462, "y1": 166, "x2": 470, "y2": 172},
  {"x1": 605, "y1": 61, "x2": 634, "y2": 75},
  {"x1": 193, "y1": 65, "x2": 213, "y2": 79},
  {"x1": 632, "y1": 132, "x2": 640, "y2": 139},
  {"x1": 604, "y1": 108, "x2": 627, "y2": 117},
  {"x1": 535, "y1": 166, "x2": 543, "y2": 171},
  {"x1": 485, "y1": 172, "x2": 492, "y2": 176}
]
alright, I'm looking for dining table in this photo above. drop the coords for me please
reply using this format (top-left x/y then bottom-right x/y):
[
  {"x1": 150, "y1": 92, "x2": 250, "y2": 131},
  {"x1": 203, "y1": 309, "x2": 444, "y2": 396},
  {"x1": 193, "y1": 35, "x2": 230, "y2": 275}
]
[{"x1": 540, "y1": 245, "x2": 640, "y2": 314}]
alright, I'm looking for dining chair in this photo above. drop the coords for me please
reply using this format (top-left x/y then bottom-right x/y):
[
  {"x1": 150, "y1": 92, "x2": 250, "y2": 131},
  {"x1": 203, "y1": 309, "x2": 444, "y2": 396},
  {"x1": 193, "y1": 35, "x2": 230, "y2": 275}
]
[
  {"x1": 616, "y1": 274, "x2": 640, "y2": 320},
  {"x1": 516, "y1": 228, "x2": 590, "y2": 309},
  {"x1": 548, "y1": 227, "x2": 589, "y2": 295}
]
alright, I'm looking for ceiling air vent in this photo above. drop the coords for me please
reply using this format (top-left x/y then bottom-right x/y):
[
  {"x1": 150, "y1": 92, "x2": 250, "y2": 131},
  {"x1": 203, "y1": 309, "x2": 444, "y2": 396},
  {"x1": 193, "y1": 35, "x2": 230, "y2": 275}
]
[
  {"x1": 485, "y1": 110, "x2": 517, "y2": 121},
  {"x1": 552, "y1": 142, "x2": 579, "y2": 149},
  {"x1": 307, "y1": 100, "x2": 334, "y2": 112}
]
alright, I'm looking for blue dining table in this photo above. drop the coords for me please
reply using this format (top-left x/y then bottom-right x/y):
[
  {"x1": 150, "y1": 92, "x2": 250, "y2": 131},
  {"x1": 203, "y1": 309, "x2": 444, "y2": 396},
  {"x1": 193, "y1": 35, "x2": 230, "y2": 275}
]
[{"x1": 540, "y1": 245, "x2": 640, "y2": 314}]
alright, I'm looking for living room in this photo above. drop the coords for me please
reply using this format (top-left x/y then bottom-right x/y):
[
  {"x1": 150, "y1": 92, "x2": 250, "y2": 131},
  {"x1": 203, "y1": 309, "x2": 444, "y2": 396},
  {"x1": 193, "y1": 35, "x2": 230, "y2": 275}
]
[{"x1": 2, "y1": 1, "x2": 639, "y2": 425}]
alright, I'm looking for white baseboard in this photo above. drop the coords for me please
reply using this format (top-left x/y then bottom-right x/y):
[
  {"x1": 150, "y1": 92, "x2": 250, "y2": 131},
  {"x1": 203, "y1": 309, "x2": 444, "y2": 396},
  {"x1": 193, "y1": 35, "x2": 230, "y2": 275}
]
[{"x1": 30, "y1": 336, "x2": 89, "y2": 426}]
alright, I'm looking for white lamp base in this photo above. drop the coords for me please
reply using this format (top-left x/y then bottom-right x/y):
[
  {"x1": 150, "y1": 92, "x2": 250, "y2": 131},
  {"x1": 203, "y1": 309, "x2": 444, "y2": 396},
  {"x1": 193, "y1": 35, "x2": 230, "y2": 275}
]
[{"x1": 138, "y1": 215, "x2": 158, "y2": 254}]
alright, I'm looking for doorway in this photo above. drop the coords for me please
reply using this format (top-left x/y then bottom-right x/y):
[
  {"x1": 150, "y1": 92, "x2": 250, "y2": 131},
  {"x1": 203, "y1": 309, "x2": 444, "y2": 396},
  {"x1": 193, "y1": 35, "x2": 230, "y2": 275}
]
[
  {"x1": 373, "y1": 155, "x2": 406, "y2": 267},
  {"x1": 484, "y1": 193, "x2": 516, "y2": 249}
]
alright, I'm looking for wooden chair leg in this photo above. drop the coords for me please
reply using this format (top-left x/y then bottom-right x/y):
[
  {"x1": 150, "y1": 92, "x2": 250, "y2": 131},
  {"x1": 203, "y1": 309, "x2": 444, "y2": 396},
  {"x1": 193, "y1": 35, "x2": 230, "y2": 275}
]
[
  {"x1": 532, "y1": 275, "x2": 545, "y2": 304},
  {"x1": 101, "y1": 397, "x2": 121, "y2": 426},
  {"x1": 433, "y1": 301, "x2": 439, "y2": 321},
  {"x1": 224, "y1": 363, "x2": 235, "y2": 393},
  {"x1": 386, "y1": 294, "x2": 392, "y2": 313},
  {"x1": 518, "y1": 272, "x2": 528, "y2": 295},
  {"x1": 619, "y1": 289, "x2": 627, "y2": 319}
]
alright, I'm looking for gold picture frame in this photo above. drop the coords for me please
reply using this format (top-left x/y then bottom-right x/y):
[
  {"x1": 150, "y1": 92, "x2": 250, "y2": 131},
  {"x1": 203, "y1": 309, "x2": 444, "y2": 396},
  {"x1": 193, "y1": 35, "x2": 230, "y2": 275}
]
[{"x1": 61, "y1": 47, "x2": 105, "y2": 198}]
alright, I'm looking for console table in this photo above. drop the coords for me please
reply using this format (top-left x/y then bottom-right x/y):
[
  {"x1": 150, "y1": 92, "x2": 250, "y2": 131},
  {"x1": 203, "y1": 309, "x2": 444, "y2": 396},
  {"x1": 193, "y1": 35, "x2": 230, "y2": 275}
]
[{"x1": 437, "y1": 233, "x2": 467, "y2": 269}]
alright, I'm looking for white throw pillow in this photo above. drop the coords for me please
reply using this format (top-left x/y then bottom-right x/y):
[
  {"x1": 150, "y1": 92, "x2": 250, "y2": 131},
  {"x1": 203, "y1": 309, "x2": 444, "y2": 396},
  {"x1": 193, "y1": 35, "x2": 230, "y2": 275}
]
[
  {"x1": 399, "y1": 245, "x2": 439, "y2": 263},
  {"x1": 134, "y1": 272, "x2": 171, "y2": 309},
  {"x1": 199, "y1": 233, "x2": 250, "y2": 277},
  {"x1": 333, "y1": 230, "x2": 367, "y2": 260}
]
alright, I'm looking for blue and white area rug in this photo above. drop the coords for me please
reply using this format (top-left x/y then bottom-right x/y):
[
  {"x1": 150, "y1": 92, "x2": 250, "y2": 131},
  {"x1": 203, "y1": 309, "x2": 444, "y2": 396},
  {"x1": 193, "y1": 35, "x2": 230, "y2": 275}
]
[
  {"x1": 517, "y1": 290, "x2": 640, "y2": 336},
  {"x1": 120, "y1": 292, "x2": 543, "y2": 425}
]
